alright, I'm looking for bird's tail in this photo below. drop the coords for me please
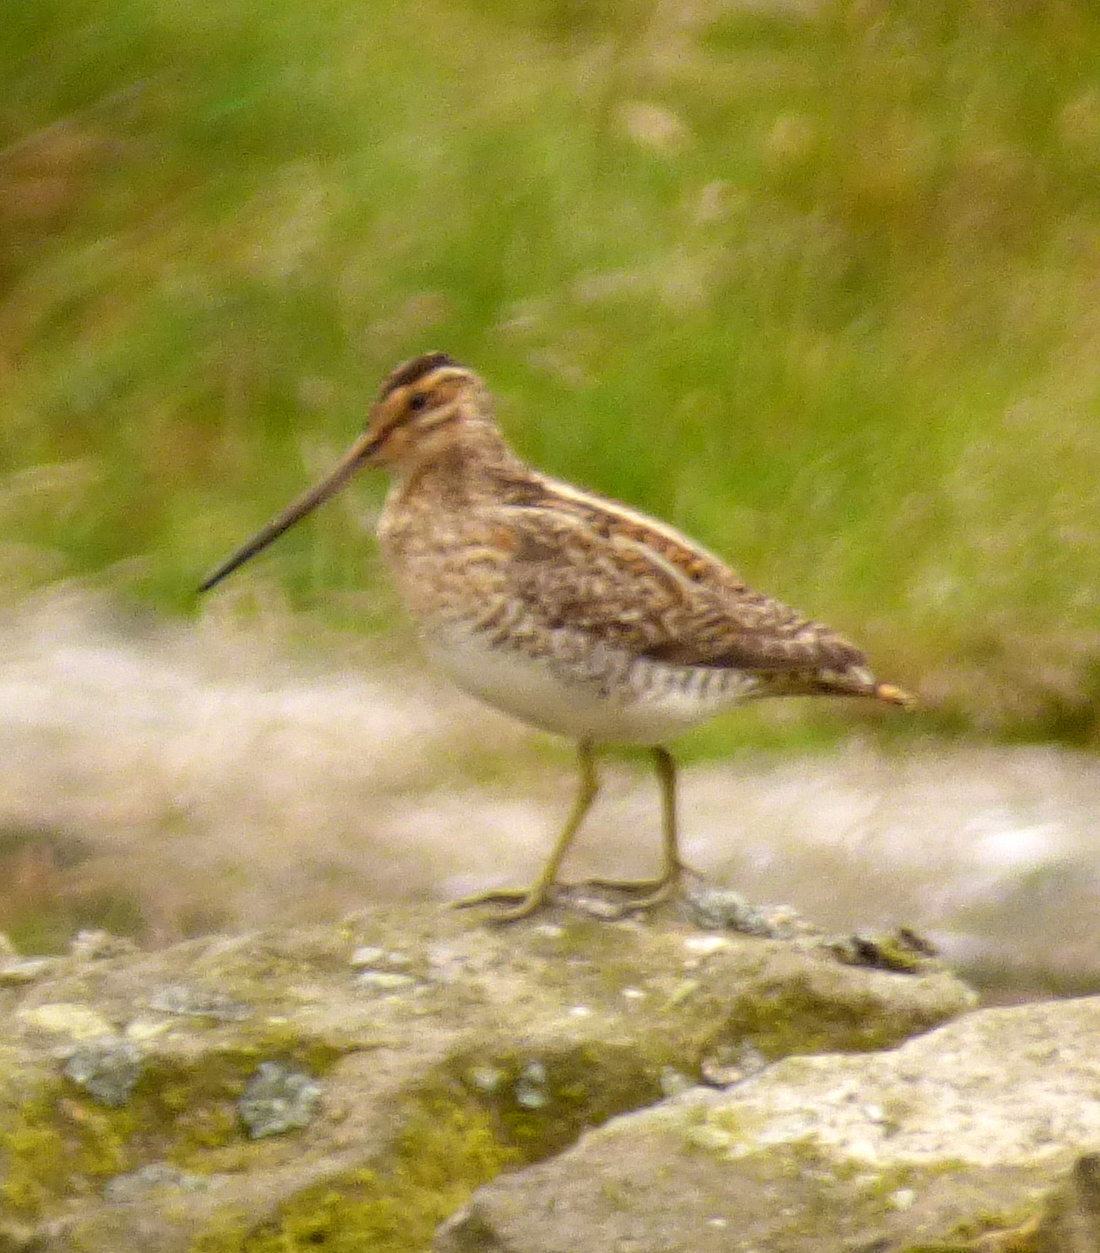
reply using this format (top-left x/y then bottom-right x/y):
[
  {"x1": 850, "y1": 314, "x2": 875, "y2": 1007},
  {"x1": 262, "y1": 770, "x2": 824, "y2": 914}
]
[
  {"x1": 873, "y1": 682, "x2": 916, "y2": 708},
  {"x1": 812, "y1": 665, "x2": 917, "y2": 707}
]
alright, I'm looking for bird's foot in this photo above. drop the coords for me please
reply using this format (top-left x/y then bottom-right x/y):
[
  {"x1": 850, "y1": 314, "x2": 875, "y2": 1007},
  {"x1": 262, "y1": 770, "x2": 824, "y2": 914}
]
[
  {"x1": 580, "y1": 876, "x2": 674, "y2": 908},
  {"x1": 452, "y1": 886, "x2": 551, "y2": 923},
  {"x1": 453, "y1": 862, "x2": 701, "y2": 922},
  {"x1": 581, "y1": 862, "x2": 698, "y2": 909}
]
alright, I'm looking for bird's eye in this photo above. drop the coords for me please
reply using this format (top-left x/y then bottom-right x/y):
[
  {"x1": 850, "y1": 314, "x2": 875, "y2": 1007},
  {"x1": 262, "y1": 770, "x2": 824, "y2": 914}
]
[{"x1": 407, "y1": 392, "x2": 429, "y2": 413}]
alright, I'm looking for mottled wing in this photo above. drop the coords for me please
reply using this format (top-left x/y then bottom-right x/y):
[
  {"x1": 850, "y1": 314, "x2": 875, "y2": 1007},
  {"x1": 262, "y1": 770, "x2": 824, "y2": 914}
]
[{"x1": 497, "y1": 494, "x2": 867, "y2": 675}]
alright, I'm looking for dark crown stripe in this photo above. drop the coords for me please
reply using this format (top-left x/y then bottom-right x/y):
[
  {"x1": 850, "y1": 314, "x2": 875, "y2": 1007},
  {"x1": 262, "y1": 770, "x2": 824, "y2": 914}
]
[{"x1": 379, "y1": 352, "x2": 460, "y2": 398}]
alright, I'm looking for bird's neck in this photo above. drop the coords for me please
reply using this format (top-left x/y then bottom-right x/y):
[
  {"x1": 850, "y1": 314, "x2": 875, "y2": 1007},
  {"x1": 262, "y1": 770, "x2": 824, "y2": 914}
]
[{"x1": 388, "y1": 418, "x2": 528, "y2": 511}]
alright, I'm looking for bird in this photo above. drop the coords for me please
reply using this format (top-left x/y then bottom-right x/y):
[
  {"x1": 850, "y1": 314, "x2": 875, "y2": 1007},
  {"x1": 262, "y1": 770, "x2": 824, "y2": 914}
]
[{"x1": 200, "y1": 352, "x2": 912, "y2": 922}]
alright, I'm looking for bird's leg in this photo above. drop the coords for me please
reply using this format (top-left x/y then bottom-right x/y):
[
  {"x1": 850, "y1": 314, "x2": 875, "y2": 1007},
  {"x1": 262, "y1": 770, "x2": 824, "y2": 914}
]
[
  {"x1": 454, "y1": 741, "x2": 599, "y2": 922},
  {"x1": 584, "y1": 745, "x2": 685, "y2": 904}
]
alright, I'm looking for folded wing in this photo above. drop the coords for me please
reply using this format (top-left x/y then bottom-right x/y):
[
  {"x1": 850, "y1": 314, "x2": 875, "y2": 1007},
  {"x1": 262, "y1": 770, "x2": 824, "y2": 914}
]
[{"x1": 500, "y1": 496, "x2": 868, "y2": 676}]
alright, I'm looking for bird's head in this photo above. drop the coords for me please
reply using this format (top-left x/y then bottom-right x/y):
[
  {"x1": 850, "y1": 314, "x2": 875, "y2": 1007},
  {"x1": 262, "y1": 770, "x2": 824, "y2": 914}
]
[
  {"x1": 198, "y1": 352, "x2": 485, "y2": 592},
  {"x1": 361, "y1": 351, "x2": 485, "y2": 468}
]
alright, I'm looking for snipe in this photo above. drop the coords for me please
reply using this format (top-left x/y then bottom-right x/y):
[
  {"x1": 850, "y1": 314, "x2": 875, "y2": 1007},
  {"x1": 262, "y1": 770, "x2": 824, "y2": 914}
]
[{"x1": 201, "y1": 353, "x2": 911, "y2": 921}]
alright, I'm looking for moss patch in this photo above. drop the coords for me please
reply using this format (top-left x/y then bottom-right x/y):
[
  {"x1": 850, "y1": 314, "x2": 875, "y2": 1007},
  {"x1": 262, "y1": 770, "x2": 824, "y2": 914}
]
[
  {"x1": 196, "y1": 1096, "x2": 519, "y2": 1253},
  {"x1": 459, "y1": 1044, "x2": 666, "y2": 1161},
  {"x1": 0, "y1": 1082, "x2": 135, "y2": 1217},
  {"x1": 716, "y1": 970, "x2": 944, "y2": 1061}
]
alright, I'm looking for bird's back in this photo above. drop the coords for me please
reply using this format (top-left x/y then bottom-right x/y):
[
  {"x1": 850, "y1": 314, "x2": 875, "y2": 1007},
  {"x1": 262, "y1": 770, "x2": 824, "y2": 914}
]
[{"x1": 377, "y1": 454, "x2": 906, "y2": 744}]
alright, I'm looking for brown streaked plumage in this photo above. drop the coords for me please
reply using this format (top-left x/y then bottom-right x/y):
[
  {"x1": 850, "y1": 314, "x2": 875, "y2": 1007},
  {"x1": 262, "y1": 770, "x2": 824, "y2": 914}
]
[{"x1": 200, "y1": 354, "x2": 912, "y2": 921}]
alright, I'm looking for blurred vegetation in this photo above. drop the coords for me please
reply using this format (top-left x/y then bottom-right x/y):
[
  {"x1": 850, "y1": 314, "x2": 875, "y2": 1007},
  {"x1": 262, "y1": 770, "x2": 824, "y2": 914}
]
[{"x1": 1, "y1": 0, "x2": 1099, "y2": 745}]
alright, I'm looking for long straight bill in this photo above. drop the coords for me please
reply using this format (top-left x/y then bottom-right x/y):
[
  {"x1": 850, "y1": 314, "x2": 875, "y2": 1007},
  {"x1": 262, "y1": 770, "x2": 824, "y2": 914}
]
[{"x1": 198, "y1": 430, "x2": 377, "y2": 593}]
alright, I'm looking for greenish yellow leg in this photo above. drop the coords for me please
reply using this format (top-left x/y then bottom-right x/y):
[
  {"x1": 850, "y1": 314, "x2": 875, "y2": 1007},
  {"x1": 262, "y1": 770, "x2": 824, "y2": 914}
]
[
  {"x1": 585, "y1": 745, "x2": 683, "y2": 905},
  {"x1": 454, "y1": 741, "x2": 599, "y2": 922}
]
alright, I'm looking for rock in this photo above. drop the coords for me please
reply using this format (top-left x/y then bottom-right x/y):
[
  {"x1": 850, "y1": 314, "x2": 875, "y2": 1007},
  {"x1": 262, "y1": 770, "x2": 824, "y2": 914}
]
[
  {"x1": 69, "y1": 931, "x2": 139, "y2": 962},
  {"x1": 0, "y1": 957, "x2": 56, "y2": 986},
  {"x1": 17, "y1": 1002, "x2": 115, "y2": 1040},
  {"x1": 0, "y1": 906, "x2": 971, "y2": 1252},
  {"x1": 238, "y1": 1061, "x2": 324, "y2": 1139},
  {"x1": 63, "y1": 1039, "x2": 144, "y2": 1108},
  {"x1": 147, "y1": 983, "x2": 253, "y2": 1020},
  {"x1": 102, "y1": 1161, "x2": 223, "y2": 1204},
  {"x1": 438, "y1": 996, "x2": 1100, "y2": 1253},
  {"x1": 1031, "y1": 1152, "x2": 1100, "y2": 1252}
]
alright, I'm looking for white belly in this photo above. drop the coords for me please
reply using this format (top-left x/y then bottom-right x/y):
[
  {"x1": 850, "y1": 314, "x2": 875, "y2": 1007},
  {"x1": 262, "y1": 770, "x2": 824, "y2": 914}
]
[{"x1": 421, "y1": 628, "x2": 752, "y2": 745}]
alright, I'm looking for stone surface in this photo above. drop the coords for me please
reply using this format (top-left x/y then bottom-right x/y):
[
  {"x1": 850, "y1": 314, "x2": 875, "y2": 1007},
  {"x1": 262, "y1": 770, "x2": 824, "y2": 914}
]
[
  {"x1": 0, "y1": 905, "x2": 971, "y2": 1252},
  {"x1": 438, "y1": 995, "x2": 1100, "y2": 1253}
]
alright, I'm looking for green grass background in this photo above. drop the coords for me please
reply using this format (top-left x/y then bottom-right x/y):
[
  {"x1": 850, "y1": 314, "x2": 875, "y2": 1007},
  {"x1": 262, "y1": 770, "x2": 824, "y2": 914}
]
[{"x1": 1, "y1": 0, "x2": 1099, "y2": 746}]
